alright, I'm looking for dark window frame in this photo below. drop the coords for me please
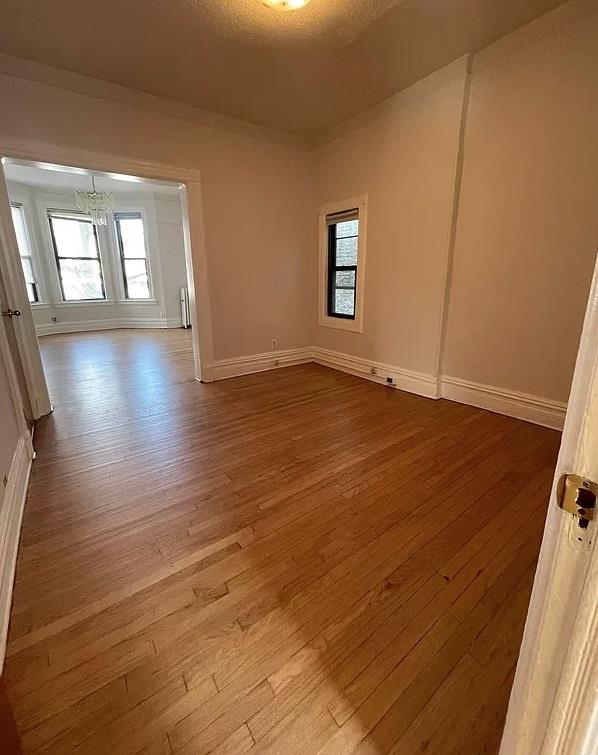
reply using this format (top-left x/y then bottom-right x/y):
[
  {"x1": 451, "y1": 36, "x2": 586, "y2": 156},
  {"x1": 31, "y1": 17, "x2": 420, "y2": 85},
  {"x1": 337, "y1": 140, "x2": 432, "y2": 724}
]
[
  {"x1": 47, "y1": 210, "x2": 107, "y2": 302},
  {"x1": 326, "y1": 211, "x2": 358, "y2": 320},
  {"x1": 114, "y1": 212, "x2": 151, "y2": 301},
  {"x1": 10, "y1": 202, "x2": 40, "y2": 304}
]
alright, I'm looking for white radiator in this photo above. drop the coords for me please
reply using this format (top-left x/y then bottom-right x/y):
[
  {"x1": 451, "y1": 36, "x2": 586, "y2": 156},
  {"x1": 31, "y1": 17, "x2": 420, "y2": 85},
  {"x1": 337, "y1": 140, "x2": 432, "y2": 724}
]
[{"x1": 180, "y1": 287, "x2": 191, "y2": 328}]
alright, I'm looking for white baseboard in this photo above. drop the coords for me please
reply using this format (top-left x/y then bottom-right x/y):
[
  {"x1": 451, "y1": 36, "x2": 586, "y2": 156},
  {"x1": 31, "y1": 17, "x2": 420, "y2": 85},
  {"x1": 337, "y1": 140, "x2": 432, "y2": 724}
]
[
  {"x1": 0, "y1": 434, "x2": 33, "y2": 671},
  {"x1": 36, "y1": 317, "x2": 183, "y2": 336},
  {"x1": 212, "y1": 348, "x2": 311, "y2": 380},
  {"x1": 311, "y1": 347, "x2": 439, "y2": 399},
  {"x1": 440, "y1": 375, "x2": 566, "y2": 430},
  {"x1": 211, "y1": 346, "x2": 566, "y2": 429}
]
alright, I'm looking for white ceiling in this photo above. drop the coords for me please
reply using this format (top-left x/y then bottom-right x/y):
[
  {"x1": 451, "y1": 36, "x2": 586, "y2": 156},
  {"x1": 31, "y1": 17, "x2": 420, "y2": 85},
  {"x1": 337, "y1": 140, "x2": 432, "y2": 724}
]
[
  {"x1": 0, "y1": 0, "x2": 570, "y2": 137},
  {"x1": 3, "y1": 162, "x2": 181, "y2": 196}
]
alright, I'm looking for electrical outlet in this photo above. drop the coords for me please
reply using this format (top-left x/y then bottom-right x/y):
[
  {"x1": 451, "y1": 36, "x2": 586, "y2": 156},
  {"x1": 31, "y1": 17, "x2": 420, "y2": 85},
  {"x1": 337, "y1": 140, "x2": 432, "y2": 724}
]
[
  {"x1": 370, "y1": 366, "x2": 377, "y2": 375},
  {"x1": 386, "y1": 376, "x2": 397, "y2": 386},
  {"x1": 272, "y1": 339, "x2": 278, "y2": 349},
  {"x1": 51, "y1": 316, "x2": 58, "y2": 323},
  {"x1": 274, "y1": 359, "x2": 280, "y2": 367}
]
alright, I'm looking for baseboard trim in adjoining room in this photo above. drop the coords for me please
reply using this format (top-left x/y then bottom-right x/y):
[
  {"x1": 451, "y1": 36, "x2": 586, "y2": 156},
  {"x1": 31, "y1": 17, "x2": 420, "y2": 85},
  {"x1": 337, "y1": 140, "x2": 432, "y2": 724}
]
[
  {"x1": 0, "y1": 434, "x2": 33, "y2": 671},
  {"x1": 36, "y1": 318, "x2": 183, "y2": 336},
  {"x1": 440, "y1": 375, "x2": 566, "y2": 430}
]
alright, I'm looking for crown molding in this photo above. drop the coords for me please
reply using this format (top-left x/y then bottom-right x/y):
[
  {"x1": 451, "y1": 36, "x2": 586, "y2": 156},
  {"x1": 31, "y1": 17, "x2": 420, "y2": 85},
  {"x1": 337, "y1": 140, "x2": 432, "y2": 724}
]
[{"x1": 0, "y1": 53, "x2": 310, "y2": 152}]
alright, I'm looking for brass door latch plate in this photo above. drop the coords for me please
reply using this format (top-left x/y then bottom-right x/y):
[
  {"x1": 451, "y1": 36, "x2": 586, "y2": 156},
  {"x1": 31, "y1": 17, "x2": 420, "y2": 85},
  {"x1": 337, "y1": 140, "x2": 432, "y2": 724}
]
[{"x1": 557, "y1": 474, "x2": 597, "y2": 529}]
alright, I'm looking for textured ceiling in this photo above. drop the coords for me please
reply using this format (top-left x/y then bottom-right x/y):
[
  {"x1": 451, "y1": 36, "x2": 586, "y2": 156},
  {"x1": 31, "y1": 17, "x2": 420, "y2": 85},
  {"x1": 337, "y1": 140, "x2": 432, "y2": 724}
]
[{"x1": 0, "y1": 0, "x2": 569, "y2": 137}]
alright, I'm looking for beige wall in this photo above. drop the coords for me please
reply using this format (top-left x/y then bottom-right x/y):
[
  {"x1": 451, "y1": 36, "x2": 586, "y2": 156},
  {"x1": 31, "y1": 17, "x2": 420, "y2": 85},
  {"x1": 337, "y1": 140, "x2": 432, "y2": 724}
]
[
  {"x1": 444, "y1": 7, "x2": 598, "y2": 402},
  {"x1": 0, "y1": 74, "x2": 313, "y2": 360},
  {"x1": 312, "y1": 59, "x2": 468, "y2": 376},
  {"x1": 313, "y1": 2, "x2": 598, "y2": 404},
  {"x1": 0, "y1": 0, "x2": 597, "y2": 418}
]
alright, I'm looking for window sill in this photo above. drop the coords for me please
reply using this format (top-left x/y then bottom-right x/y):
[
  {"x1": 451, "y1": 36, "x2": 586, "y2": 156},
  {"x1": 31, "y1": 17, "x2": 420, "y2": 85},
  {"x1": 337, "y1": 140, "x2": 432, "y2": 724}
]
[
  {"x1": 54, "y1": 300, "x2": 113, "y2": 307},
  {"x1": 116, "y1": 299, "x2": 159, "y2": 305},
  {"x1": 319, "y1": 314, "x2": 363, "y2": 333}
]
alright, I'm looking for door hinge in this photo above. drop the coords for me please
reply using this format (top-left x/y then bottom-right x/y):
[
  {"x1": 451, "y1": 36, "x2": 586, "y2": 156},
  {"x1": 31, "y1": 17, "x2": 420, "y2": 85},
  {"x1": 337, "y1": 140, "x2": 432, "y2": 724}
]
[{"x1": 557, "y1": 473, "x2": 597, "y2": 529}]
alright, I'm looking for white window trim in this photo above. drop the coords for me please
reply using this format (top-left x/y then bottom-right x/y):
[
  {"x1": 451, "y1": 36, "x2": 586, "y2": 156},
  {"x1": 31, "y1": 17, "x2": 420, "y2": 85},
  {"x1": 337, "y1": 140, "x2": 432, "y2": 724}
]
[
  {"x1": 318, "y1": 194, "x2": 367, "y2": 334},
  {"x1": 46, "y1": 207, "x2": 110, "y2": 303},
  {"x1": 10, "y1": 200, "x2": 45, "y2": 304},
  {"x1": 111, "y1": 208, "x2": 156, "y2": 302}
]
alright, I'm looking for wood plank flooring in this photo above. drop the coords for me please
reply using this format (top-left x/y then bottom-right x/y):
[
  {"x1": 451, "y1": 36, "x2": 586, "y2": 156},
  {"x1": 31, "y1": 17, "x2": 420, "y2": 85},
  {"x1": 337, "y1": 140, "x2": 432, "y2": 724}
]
[{"x1": 3, "y1": 329, "x2": 561, "y2": 754}]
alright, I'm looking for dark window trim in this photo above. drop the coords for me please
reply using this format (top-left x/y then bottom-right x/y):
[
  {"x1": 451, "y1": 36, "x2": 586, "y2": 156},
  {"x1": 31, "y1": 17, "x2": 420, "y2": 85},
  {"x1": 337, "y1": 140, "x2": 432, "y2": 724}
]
[
  {"x1": 114, "y1": 212, "x2": 151, "y2": 300},
  {"x1": 326, "y1": 214, "x2": 358, "y2": 320},
  {"x1": 47, "y1": 211, "x2": 107, "y2": 302}
]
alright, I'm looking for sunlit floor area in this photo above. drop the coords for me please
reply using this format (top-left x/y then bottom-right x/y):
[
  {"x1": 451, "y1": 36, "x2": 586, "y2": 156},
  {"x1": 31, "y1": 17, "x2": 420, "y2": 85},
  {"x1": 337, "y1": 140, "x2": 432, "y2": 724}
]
[{"x1": 4, "y1": 329, "x2": 560, "y2": 754}]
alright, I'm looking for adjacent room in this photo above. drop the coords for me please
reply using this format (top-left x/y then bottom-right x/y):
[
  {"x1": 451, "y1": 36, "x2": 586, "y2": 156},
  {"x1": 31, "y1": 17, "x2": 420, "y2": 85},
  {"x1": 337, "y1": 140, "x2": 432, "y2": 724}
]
[
  {"x1": 2, "y1": 161, "x2": 195, "y2": 433},
  {"x1": 0, "y1": 1, "x2": 597, "y2": 753}
]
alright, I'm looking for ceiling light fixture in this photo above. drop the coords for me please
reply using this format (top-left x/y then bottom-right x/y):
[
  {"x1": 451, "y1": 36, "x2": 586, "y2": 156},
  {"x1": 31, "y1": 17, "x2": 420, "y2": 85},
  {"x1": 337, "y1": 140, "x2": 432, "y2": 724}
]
[
  {"x1": 75, "y1": 175, "x2": 114, "y2": 226},
  {"x1": 262, "y1": 0, "x2": 311, "y2": 11}
]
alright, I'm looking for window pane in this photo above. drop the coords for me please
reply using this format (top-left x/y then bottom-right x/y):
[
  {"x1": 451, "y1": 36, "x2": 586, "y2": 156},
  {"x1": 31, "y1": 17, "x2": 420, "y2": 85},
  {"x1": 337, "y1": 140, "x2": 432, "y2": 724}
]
[
  {"x1": 21, "y1": 257, "x2": 35, "y2": 284},
  {"x1": 11, "y1": 206, "x2": 31, "y2": 257},
  {"x1": 59, "y1": 258, "x2": 104, "y2": 300},
  {"x1": 118, "y1": 217, "x2": 146, "y2": 259},
  {"x1": 124, "y1": 259, "x2": 150, "y2": 299},
  {"x1": 26, "y1": 283, "x2": 37, "y2": 303},
  {"x1": 335, "y1": 270, "x2": 355, "y2": 288},
  {"x1": 336, "y1": 220, "x2": 358, "y2": 238},
  {"x1": 335, "y1": 235, "x2": 358, "y2": 266},
  {"x1": 51, "y1": 217, "x2": 98, "y2": 258},
  {"x1": 334, "y1": 288, "x2": 355, "y2": 316}
]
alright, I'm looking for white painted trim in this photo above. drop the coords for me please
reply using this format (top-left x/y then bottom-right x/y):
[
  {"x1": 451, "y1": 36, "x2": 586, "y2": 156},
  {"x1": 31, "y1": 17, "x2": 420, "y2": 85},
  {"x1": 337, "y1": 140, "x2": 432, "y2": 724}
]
[
  {"x1": 0, "y1": 136, "x2": 215, "y2": 384},
  {"x1": 0, "y1": 433, "x2": 33, "y2": 672},
  {"x1": 318, "y1": 195, "x2": 368, "y2": 334},
  {"x1": 0, "y1": 136, "x2": 198, "y2": 185},
  {"x1": 0, "y1": 164, "x2": 52, "y2": 419},
  {"x1": 440, "y1": 375, "x2": 566, "y2": 430},
  {"x1": 212, "y1": 348, "x2": 311, "y2": 381},
  {"x1": 500, "y1": 247, "x2": 598, "y2": 754},
  {"x1": 311, "y1": 346, "x2": 439, "y2": 399},
  {"x1": 212, "y1": 345, "x2": 567, "y2": 428},
  {"x1": 36, "y1": 317, "x2": 183, "y2": 336}
]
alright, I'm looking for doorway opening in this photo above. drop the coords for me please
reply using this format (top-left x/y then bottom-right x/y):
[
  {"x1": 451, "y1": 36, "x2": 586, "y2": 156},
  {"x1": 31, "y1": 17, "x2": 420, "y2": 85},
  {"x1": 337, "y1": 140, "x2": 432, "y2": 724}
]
[{"x1": 0, "y1": 151, "x2": 213, "y2": 423}]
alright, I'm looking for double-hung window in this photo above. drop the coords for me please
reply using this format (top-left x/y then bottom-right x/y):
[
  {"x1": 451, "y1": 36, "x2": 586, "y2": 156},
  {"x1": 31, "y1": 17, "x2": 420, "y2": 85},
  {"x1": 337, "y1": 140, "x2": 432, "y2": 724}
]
[
  {"x1": 326, "y1": 208, "x2": 359, "y2": 319},
  {"x1": 48, "y1": 210, "x2": 106, "y2": 301},
  {"x1": 10, "y1": 203, "x2": 39, "y2": 303},
  {"x1": 114, "y1": 212, "x2": 151, "y2": 300}
]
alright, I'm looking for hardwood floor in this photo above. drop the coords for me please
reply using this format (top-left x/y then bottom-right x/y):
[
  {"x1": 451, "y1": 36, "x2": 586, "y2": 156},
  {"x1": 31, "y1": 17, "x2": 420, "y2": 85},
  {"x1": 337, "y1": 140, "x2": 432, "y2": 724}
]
[{"x1": 4, "y1": 328, "x2": 560, "y2": 754}]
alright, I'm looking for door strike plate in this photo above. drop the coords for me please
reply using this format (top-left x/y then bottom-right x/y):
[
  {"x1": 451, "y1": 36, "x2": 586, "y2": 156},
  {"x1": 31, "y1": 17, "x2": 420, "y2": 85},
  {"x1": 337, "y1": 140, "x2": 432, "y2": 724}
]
[{"x1": 557, "y1": 473, "x2": 597, "y2": 529}]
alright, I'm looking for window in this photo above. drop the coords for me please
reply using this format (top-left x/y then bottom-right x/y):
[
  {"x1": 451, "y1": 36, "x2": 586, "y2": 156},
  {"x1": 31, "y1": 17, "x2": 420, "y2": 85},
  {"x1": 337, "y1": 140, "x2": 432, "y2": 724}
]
[
  {"x1": 114, "y1": 213, "x2": 151, "y2": 300},
  {"x1": 10, "y1": 203, "x2": 39, "y2": 303},
  {"x1": 327, "y1": 208, "x2": 359, "y2": 319},
  {"x1": 48, "y1": 211, "x2": 106, "y2": 301}
]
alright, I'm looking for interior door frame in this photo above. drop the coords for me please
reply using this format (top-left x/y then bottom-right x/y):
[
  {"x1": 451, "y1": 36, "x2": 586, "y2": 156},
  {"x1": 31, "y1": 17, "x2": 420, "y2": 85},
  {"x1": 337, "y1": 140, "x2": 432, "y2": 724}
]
[
  {"x1": 500, "y1": 250, "x2": 598, "y2": 753},
  {"x1": 0, "y1": 166, "x2": 51, "y2": 419},
  {"x1": 0, "y1": 137, "x2": 216, "y2": 416}
]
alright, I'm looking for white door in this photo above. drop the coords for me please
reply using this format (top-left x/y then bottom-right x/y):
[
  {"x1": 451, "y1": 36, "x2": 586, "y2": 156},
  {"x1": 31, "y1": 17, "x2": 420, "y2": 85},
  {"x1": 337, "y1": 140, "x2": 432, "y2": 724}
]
[
  {"x1": 0, "y1": 162, "x2": 51, "y2": 420},
  {"x1": 500, "y1": 250, "x2": 598, "y2": 753}
]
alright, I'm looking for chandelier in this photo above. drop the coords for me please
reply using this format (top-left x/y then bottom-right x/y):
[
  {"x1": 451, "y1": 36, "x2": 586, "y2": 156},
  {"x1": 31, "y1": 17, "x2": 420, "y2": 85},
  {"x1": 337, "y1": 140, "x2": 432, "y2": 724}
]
[{"x1": 75, "y1": 175, "x2": 114, "y2": 226}]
